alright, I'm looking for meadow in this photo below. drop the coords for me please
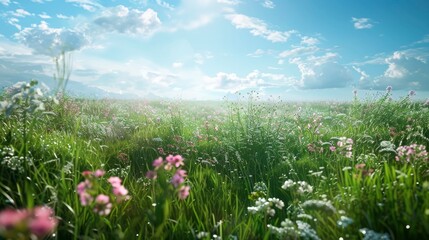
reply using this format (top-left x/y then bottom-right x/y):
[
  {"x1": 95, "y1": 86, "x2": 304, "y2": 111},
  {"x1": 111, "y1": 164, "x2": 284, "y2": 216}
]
[{"x1": 1, "y1": 81, "x2": 429, "y2": 239}]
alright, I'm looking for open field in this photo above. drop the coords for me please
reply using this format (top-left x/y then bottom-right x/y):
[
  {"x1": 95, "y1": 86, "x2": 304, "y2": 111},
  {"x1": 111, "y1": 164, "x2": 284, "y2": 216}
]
[{"x1": 1, "y1": 82, "x2": 429, "y2": 239}]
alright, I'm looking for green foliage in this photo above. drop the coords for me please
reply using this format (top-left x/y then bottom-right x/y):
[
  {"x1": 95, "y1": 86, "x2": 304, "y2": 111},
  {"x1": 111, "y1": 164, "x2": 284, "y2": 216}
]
[{"x1": 1, "y1": 84, "x2": 429, "y2": 239}]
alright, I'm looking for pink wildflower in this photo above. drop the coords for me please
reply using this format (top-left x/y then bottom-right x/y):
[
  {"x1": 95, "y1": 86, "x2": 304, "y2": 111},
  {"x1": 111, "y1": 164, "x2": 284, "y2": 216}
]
[
  {"x1": 146, "y1": 170, "x2": 157, "y2": 179},
  {"x1": 171, "y1": 173, "x2": 185, "y2": 188},
  {"x1": 94, "y1": 169, "x2": 105, "y2": 177},
  {"x1": 178, "y1": 186, "x2": 190, "y2": 200},
  {"x1": 166, "y1": 154, "x2": 184, "y2": 168},
  {"x1": 79, "y1": 192, "x2": 93, "y2": 206},
  {"x1": 152, "y1": 157, "x2": 164, "y2": 168},
  {"x1": 112, "y1": 185, "x2": 128, "y2": 197},
  {"x1": 329, "y1": 146, "x2": 336, "y2": 152},
  {"x1": 108, "y1": 177, "x2": 122, "y2": 187},
  {"x1": 0, "y1": 208, "x2": 28, "y2": 230},
  {"x1": 175, "y1": 169, "x2": 187, "y2": 178},
  {"x1": 29, "y1": 206, "x2": 58, "y2": 238},
  {"x1": 82, "y1": 170, "x2": 92, "y2": 177},
  {"x1": 93, "y1": 194, "x2": 112, "y2": 216}
]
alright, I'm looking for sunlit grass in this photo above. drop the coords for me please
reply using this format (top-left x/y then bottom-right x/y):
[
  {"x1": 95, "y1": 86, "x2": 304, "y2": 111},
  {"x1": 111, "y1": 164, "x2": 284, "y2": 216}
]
[{"x1": 0, "y1": 82, "x2": 429, "y2": 239}]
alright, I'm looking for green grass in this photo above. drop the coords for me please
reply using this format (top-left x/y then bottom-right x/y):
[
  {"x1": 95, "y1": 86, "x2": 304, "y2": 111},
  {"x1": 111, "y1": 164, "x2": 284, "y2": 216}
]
[{"x1": 1, "y1": 85, "x2": 429, "y2": 239}]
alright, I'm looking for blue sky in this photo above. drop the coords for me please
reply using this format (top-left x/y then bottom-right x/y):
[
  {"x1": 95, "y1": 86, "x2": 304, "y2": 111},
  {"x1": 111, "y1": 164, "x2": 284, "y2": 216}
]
[{"x1": 1, "y1": 0, "x2": 429, "y2": 100}]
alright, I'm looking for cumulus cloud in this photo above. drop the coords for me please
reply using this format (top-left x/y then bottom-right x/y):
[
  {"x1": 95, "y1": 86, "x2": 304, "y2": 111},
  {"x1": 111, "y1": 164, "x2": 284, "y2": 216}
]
[
  {"x1": 352, "y1": 17, "x2": 373, "y2": 29},
  {"x1": 194, "y1": 52, "x2": 213, "y2": 65},
  {"x1": 14, "y1": 21, "x2": 89, "y2": 56},
  {"x1": 226, "y1": 13, "x2": 296, "y2": 42},
  {"x1": 93, "y1": 5, "x2": 161, "y2": 36},
  {"x1": 217, "y1": 0, "x2": 240, "y2": 5},
  {"x1": 65, "y1": 0, "x2": 102, "y2": 12},
  {"x1": 290, "y1": 53, "x2": 354, "y2": 89},
  {"x1": 364, "y1": 50, "x2": 429, "y2": 90}
]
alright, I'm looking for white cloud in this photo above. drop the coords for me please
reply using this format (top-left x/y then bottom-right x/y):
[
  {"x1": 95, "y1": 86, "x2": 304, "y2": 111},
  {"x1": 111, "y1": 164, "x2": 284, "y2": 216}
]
[
  {"x1": 12, "y1": 9, "x2": 33, "y2": 17},
  {"x1": 65, "y1": 0, "x2": 103, "y2": 12},
  {"x1": 14, "y1": 21, "x2": 89, "y2": 56},
  {"x1": 172, "y1": 62, "x2": 183, "y2": 68},
  {"x1": 93, "y1": 6, "x2": 161, "y2": 36},
  {"x1": 247, "y1": 49, "x2": 270, "y2": 57},
  {"x1": 7, "y1": 18, "x2": 21, "y2": 30},
  {"x1": 352, "y1": 66, "x2": 369, "y2": 82},
  {"x1": 0, "y1": 0, "x2": 10, "y2": 6},
  {"x1": 279, "y1": 46, "x2": 318, "y2": 58},
  {"x1": 226, "y1": 13, "x2": 295, "y2": 42},
  {"x1": 156, "y1": 0, "x2": 174, "y2": 10},
  {"x1": 261, "y1": 0, "x2": 275, "y2": 9},
  {"x1": 289, "y1": 53, "x2": 353, "y2": 89},
  {"x1": 39, "y1": 12, "x2": 51, "y2": 19},
  {"x1": 301, "y1": 36, "x2": 319, "y2": 45},
  {"x1": 194, "y1": 52, "x2": 213, "y2": 65},
  {"x1": 352, "y1": 17, "x2": 373, "y2": 29},
  {"x1": 204, "y1": 70, "x2": 294, "y2": 92},
  {"x1": 56, "y1": 14, "x2": 70, "y2": 19},
  {"x1": 357, "y1": 49, "x2": 429, "y2": 90}
]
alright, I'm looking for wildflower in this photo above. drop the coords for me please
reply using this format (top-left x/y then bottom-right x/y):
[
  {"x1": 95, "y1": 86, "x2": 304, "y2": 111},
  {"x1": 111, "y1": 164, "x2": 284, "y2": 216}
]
[
  {"x1": 178, "y1": 185, "x2": 190, "y2": 200},
  {"x1": 145, "y1": 170, "x2": 158, "y2": 179},
  {"x1": 386, "y1": 86, "x2": 392, "y2": 93},
  {"x1": 171, "y1": 173, "x2": 185, "y2": 187},
  {"x1": 152, "y1": 157, "x2": 164, "y2": 168},
  {"x1": 329, "y1": 146, "x2": 336, "y2": 152},
  {"x1": 0, "y1": 208, "x2": 28, "y2": 230},
  {"x1": 166, "y1": 154, "x2": 184, "y2": 168},
  {"x1": 108, "y1": 177, "x2": 122, "y2": 187},
  {"x1": 281, "y1": 179, "x2": 295, "y2": 190},
  {"x1": 29, "y1": 206, "x2": 59, "y2": 238},
  {"x1": 93, "y1": 194, "x2": 112, "y2": 216},
  {"x1": 94, "y1": 169, "x2": 105, "y2": 177}
]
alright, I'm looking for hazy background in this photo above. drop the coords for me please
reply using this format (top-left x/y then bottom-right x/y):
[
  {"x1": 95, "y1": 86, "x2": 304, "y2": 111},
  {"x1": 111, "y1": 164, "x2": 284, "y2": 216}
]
[{"x1": 1, "y1": 0, "x2": 428, "y2": 101}]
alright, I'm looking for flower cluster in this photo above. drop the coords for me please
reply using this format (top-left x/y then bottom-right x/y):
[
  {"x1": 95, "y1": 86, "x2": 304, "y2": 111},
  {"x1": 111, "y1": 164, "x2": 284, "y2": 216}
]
[
  {"x1": 332, "y1": 137, "x2": 353, "y2": 158},
  {"x1": 247, "y1": 197, "x2": 284, "y2": 217},
  {"x1": 146, "y1": 155, "x2": 190, "y2": 200},
  {"x1": 267, "y1": 219, "x2": 320, "y2": 240},
  {"x1": 281, "y1": 179, "x2": 313, "y2": 195},
  {"x1": 1, "y1": 146, "x2": 27, "y2": 174},
  {"x1": 395, "y1": 144, "x2": 428, "y2": 163},
  {"x1": 301, "y1": 199, "x2": 337, "y2": 214},
  {"x1": 76, "y1": 170, "x2": 129, "y2": 216},
  {"x1": 0, "y1": 206, "x2": 58, "y2": 240}
]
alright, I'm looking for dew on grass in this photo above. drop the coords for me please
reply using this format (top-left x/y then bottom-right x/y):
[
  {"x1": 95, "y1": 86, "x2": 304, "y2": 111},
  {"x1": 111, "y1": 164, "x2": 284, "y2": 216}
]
[{"x1": 406, "y1": 225, "x2": 410, "y2": 229}]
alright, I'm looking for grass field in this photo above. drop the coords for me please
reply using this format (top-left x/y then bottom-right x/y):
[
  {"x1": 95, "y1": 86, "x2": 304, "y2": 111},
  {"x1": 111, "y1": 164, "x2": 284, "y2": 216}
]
[{"x1": 1, "y1": 81, "x2": 429, "y2": 239}]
